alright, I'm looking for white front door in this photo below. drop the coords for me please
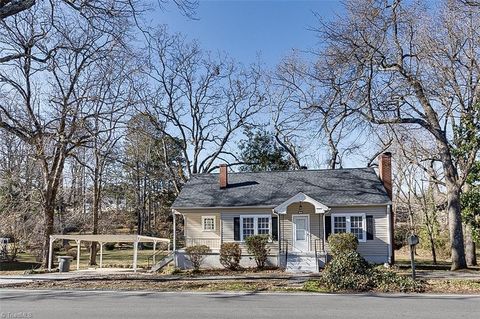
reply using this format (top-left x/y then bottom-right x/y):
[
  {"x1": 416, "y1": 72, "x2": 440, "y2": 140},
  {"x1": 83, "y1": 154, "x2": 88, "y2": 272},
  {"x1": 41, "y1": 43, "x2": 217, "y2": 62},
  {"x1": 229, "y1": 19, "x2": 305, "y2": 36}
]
[{"x1": 292, "y1": 215, "x2": 310, "y2": 252}]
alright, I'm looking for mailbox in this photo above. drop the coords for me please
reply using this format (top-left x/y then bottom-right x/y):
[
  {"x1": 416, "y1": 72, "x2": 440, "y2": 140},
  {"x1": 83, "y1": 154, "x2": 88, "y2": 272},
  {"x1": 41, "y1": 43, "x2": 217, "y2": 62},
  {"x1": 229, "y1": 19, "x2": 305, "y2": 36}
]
[{"x1": 408, "y1": 234, "x2": 419, "y2": 246}]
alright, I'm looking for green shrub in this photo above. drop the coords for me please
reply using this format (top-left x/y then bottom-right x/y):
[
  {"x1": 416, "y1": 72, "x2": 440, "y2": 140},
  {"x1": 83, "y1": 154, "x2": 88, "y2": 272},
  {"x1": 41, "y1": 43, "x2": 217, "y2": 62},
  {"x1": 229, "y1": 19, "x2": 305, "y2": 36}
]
[
  {"x1": 373, "y1": 270, "x2": 425, "y2": 293},
  {"x1": 219, "y1": 242, "x2": 242, "y2": 270},
  {"x1": 321, "y1": 251, "x2": 375, "y2": 291},
  {"x1": 321, "y1": 252, "x2": 425, "y2": 292},
  {"x1": 245, "y1": 235, "x2": 270, "y2": 269},
  {"x1": 185, "y1": 245, "x2": 211, "y2": 271},
  {"x1": 327, "y1": 233, "x2": 358, "y2": 256}
]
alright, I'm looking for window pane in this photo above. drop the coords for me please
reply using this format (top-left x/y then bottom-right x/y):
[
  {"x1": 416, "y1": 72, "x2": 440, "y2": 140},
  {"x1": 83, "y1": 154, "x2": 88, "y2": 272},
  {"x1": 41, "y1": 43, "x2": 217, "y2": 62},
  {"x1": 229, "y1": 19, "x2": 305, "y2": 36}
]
[
  {"x1": 257, "y1": 217, "x2": 270, "y2": 235},
  {"x1": 296, "y1": 229, "x2": 306, "y2": 240},
  {"x1": 203, "y1": 217, "x2": 215, "y2": 230},
  {"x1": 242, "y1": 217, "x2": 255, "y2": 239},
  {"x1": 350, "y1": 216, "x2": 363, "y2": 240},
  {"x1": 333, "y1": 216, "x2": 347, "y2": 233}
]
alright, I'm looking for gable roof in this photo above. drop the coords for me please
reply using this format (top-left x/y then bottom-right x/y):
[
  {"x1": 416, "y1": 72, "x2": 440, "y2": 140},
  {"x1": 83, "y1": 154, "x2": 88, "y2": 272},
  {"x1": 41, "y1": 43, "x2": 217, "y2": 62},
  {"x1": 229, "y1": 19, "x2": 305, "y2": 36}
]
[{"x1": 172, "y1": 167, "x2": 391, "y2": 209}]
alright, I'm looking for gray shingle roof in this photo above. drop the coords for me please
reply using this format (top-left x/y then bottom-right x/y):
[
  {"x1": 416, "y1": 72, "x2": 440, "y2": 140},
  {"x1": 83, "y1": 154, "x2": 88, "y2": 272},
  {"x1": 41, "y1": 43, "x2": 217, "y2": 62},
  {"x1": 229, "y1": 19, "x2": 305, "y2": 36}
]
[{"x1": 172, "y1": 167, "x2": 391, "y2": 209}]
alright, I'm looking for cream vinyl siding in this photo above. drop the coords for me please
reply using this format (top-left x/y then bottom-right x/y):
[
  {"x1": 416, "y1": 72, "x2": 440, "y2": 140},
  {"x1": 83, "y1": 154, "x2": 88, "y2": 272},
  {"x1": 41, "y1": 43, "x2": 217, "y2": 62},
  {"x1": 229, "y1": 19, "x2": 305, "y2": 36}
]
[
  {"x1": 280, "y1": 202, "x2": 323, "y2": 252},
  {"x1": 327, "y1": 206, "x2": 389, "y2": 258},
  {"x1": 221, "y1": 209, "x2": 278, "y2": 254},
  {"x1": 178, "y1": 204, "x2": 388, "y2": 259},
  {"x1": 183, "y1": 211, "x2": 221, "y2": 239},
  {"x1": 181, "y1": 208, "x2": 278, "y2": 253}
]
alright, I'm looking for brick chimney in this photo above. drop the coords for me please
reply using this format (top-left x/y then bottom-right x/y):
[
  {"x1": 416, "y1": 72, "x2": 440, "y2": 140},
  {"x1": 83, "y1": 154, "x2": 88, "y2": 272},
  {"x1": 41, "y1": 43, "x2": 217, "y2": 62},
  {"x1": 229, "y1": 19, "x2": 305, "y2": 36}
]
[
  {"x1": 378, "y1": 151, "x2": 394, "y2": 264},
  {"x1": 219, "y1": 164, "x2": 228, "y2": 189},
  {"x1": 378, "y1": 152, "x2": 392, "y2": 199}
]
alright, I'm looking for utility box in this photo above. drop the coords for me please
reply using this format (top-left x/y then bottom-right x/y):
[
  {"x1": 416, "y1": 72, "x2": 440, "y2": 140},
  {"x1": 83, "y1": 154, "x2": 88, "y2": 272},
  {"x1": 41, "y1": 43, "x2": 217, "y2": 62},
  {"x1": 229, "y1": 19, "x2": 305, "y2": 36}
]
[{"x1": 57, "y1": 256, "x2": 74, "y2": 272}]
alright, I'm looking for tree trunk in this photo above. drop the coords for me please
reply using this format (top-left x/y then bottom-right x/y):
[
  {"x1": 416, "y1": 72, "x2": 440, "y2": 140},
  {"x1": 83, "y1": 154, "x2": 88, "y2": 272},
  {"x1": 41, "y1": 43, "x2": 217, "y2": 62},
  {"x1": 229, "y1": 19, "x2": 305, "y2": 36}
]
[
  {"x1": 428, "y1": 230, "x2": 437, "y2": 265},
  {"x1": 446, "y1": 183, "x2": 467, "y2": 270},
  {"x1": 89, "y1": 193, "x2": 99, "y2": 265},
  {"x1": 89, "y1": 162, "x2": 101, "y2": 266},
  {"x1": 465, "y1": 223, "x2": 477, "y2": 267},
  {"x1": 42, "y1": 191, "x2": 56, "y2": 268}
]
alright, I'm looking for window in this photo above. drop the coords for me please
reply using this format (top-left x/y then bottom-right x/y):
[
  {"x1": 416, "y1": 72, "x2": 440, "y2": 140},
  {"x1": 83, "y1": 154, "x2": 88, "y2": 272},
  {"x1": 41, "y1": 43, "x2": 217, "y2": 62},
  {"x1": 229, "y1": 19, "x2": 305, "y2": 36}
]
[
  {"x1": 240, "y1": 215, "x2": 271, "y2": 240},
  {"x1": 350, "y1": 216, "x2": 364, "y2": 241},
  {"x1": 202, "y1": 216, "x2": 216, "y2": 231},
  {"x1": 332, "y1": 214, "x2": 366, "y2": 242},
  {"x1": 242, "y1": 217, "x2": 255, "y2": 239},
  {"x1": 333, "y1": 216, "x2": 347, "y2": 233}
]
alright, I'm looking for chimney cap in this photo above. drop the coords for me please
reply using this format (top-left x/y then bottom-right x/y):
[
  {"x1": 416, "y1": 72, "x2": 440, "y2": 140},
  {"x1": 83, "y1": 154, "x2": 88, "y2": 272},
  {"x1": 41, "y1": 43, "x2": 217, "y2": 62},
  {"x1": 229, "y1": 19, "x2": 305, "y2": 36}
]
[{"x1": 381, "y1": 152, "x2": 392, "y2": 157}]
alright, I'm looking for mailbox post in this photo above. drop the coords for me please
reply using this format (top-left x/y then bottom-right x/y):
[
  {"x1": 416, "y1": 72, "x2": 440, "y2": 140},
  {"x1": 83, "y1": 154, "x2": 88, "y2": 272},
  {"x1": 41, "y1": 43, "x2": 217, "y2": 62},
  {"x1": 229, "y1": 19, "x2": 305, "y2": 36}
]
[{"x1": 408, "y1": 234, "x2": 419, "y2": 280}]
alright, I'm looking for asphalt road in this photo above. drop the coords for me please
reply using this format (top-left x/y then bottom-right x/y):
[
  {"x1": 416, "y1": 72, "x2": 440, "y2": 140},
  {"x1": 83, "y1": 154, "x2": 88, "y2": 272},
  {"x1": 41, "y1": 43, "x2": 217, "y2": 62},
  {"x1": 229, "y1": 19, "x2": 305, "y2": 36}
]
[{"x1": 1, "y1": 289, "x2": 479, "y2": 319}]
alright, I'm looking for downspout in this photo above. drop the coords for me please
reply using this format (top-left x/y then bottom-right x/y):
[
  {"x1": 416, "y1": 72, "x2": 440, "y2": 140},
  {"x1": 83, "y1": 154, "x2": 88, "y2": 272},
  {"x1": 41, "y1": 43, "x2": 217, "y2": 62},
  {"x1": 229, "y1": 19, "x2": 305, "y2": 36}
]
[
  {"x1": 387, "y1": 204, "x2": 393, "y2": 265},
  {"x1": 272, "y1": 210, "x2": 280, "y2": 267}
]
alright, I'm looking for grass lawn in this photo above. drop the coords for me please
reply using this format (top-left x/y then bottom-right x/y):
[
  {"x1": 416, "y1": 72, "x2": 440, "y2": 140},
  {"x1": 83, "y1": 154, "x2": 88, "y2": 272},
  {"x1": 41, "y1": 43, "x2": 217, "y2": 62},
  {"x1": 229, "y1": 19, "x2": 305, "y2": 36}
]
[
  {"x1": 2, "y1": 243, "x2": 166, "y2": 272},
  {"x1": 395, "y1": 247, "x2": 480, "y2": 270}
]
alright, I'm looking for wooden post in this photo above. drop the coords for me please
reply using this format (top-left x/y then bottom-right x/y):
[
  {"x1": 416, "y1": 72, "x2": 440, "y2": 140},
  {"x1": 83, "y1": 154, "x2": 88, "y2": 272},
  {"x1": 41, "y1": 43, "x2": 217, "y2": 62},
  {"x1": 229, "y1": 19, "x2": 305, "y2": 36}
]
[
  {"x1": 99, "y1": 242, "x2": 104, "y2": 269},
  {"x1": 410, "y1": 244, "x2": 416, "y2": 280},
  {"x1": 48, "y1": 237, "x2": 54, "y2": 272},
  {"x1": 133, "y1": 240, "x2": 138, "y2": 273},
  {"x1": 173, "y1": 211, "x2": 177, "y2": 267},
  {"x1": 76, "y1": 240, "x2": 81, "y2": 271},
  {"x1": 173, "y1": 211, "x2": 176, "y2": 252},
  {"x1": 153, "y1": 241, "x2": 157, "y2": 264}
]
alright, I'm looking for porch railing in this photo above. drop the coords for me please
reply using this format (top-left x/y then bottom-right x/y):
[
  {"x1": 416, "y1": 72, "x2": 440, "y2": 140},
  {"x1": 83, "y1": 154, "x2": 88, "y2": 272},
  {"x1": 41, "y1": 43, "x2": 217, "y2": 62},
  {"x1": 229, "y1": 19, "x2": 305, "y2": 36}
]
[
  {"x1": 185, "y1": 238, "x2": 221, "y2": 249},
  {"x1": 280, "y1": 239, "x2": 289, "y2": 269}
]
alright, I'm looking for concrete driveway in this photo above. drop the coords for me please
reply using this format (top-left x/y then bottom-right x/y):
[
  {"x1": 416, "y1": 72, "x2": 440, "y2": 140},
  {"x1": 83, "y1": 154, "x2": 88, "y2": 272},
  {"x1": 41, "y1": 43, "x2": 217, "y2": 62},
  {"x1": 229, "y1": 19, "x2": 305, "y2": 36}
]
[{"x1": 1, "y1": 289, "x2": 479, "y2": 319}]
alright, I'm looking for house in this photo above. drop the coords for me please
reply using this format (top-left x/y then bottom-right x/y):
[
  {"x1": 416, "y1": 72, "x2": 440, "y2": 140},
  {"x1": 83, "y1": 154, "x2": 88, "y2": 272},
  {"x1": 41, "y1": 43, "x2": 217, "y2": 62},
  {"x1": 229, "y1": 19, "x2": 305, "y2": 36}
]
[{"x1": 171, "y1": 153, "x2": 394, "y2": 272}]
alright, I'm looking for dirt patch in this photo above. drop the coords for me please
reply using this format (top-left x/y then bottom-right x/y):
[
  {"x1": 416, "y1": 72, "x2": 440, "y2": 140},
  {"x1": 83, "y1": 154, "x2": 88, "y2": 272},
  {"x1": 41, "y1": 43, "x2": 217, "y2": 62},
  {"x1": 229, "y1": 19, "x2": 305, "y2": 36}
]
[{"x1": 425, "y1": 279, "x2": 480, "y2": 294}]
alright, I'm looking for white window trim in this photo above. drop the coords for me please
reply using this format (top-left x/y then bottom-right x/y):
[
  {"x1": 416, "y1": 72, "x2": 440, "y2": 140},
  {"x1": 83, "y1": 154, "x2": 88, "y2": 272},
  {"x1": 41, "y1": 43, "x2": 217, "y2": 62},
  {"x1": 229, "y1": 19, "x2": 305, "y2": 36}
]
[
  {"x1": 331, "y1": 213, "x2": 367, "y2": 243},
  {"x1": 202, "y1": 216, "x2": 216, "y2": 232},
  {"x1": 240, "y1": 215, "x2": 272, "y2": 242}
]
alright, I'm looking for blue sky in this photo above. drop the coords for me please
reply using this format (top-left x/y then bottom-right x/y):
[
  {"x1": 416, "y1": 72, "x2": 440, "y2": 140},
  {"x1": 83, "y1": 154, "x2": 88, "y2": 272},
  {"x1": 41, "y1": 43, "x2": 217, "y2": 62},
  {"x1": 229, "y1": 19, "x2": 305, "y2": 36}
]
[
  {"x1": 150, "y1": 0, "x2": 373, "y2": 168},
  {"x1": 154, "y1": 0, "x2": 342, "y2": 66}
]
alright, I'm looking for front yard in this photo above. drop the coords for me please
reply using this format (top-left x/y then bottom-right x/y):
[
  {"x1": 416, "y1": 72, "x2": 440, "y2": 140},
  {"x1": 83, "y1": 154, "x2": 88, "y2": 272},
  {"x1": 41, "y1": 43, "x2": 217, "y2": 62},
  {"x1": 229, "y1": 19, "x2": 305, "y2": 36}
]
[{"x1": 1, "y1": 271, "x2": 480, "y2": 294}]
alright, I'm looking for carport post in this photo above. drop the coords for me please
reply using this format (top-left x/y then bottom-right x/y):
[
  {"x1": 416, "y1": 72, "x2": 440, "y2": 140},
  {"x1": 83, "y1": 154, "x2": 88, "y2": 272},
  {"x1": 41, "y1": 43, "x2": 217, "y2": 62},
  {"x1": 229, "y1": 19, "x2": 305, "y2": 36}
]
[
  {"x1": 133, "y1": 240, "x2": 138, "y2": 273},
  {"x1": 99, "y1": 242, "x2": 104, "y2": 268},
  {"x1": 76, "y1": 240, "x2": 81, "y2": 270},
  {"x1": 173, "y1": 211, "x2": 176, "y2": 252},
  {"x1": 153, "y1": 241, "x2": 157, "y2": 264},
  {"x1": 48, "y1": 236, "x2": 54, "y2": 272}
]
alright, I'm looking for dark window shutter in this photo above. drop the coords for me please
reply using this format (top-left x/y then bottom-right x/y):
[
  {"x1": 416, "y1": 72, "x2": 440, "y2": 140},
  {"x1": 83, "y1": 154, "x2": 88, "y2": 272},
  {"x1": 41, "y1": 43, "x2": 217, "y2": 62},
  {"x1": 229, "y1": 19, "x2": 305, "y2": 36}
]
[
  {"x1": 271, "y1": 216, "x2": 278, "y2": 241},
  {"x1": 366, "y1": 215, "x2": 374, "y2": 240},
  {"x1": 234, "y1": 217, "x2": 240, "y2": 241},
  {"x1": 325, "y1": 216, "x2": 332, "y2": 241}
]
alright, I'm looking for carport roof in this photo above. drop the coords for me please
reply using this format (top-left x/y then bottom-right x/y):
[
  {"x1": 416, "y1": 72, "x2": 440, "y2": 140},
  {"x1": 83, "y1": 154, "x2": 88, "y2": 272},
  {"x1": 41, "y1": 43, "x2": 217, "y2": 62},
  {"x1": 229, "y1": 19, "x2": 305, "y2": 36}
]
[{"x1": 49, "y1": 234, "x2": 170, "y2": 243}]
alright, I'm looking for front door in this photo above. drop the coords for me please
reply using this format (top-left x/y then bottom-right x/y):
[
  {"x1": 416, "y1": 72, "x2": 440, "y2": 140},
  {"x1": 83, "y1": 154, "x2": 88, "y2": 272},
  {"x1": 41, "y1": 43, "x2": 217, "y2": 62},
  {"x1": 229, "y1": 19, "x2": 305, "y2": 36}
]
[{"x1": 292, "y1": 215, "x2": 310, "y2": 252}]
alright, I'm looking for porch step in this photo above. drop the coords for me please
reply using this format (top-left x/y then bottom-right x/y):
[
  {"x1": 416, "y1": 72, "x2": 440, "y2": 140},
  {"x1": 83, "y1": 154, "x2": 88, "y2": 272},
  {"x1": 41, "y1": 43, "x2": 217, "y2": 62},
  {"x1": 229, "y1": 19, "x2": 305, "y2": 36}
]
[
  {"x1": 149, "y1": 252, "x2": 174, "y2": 273},
  {"x1": 285, "y1": 253, "x2": 318, "y2": 273}
]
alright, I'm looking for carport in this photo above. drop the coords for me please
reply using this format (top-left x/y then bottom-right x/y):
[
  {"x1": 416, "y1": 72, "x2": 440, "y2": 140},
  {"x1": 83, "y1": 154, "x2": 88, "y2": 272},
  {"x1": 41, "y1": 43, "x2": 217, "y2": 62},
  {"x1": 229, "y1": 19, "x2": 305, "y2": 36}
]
[{"x1": 48, "y1": 234, "x2": 170, "y2": 272}]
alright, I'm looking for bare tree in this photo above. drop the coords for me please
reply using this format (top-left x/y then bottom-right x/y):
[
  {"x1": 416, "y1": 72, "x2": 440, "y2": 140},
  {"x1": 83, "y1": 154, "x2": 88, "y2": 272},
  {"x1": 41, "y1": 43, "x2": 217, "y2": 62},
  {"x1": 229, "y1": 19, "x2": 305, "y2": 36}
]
[
  {"x1": 0, "y1": 6, "x2": 132, "y2": 265},
  {"x1": 140, "y1": 28, "x2": 267, "y2": 177},
  {"x1": 273, "y1": 52, "x2": 369, "y2": 169},
  {"x1": 0, "y1": 0, "x2": 198, "y2": 21},
  {"x1": 316, "y1": 0, "x2": 480, "y2": 270},
  {"x1": 75, "y1": 52, "x2": 134, "y2": 265}
]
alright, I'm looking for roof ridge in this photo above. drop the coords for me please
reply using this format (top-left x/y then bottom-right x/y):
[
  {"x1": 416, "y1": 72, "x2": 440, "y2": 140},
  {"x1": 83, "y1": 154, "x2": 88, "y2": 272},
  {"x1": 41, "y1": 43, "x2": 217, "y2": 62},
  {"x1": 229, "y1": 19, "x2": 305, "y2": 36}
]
[{"x1": 192, "y1": 167, "x2": 374, "y2": 176}]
